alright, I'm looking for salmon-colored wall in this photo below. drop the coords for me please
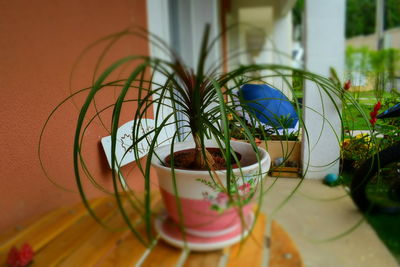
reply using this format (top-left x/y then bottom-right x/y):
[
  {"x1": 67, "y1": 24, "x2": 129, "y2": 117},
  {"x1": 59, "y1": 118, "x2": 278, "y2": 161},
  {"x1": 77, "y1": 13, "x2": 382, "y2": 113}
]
[{"x1": 0, "y1": 0, "x2": 152, "y2": 231}]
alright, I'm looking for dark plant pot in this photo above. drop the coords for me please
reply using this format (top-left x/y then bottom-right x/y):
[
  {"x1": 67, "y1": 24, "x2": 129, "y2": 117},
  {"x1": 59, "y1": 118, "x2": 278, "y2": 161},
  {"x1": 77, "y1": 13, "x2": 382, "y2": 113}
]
[{"x1": 341, "y1": 158, "x2": 355, "y2": 172}]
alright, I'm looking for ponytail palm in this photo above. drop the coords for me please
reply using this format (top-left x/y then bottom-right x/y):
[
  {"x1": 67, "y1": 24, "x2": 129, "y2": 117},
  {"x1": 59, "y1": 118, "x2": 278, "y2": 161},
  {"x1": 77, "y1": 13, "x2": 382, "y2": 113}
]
[{"x1": 39, "y1": 24, "x2": 364, "y2": 247}]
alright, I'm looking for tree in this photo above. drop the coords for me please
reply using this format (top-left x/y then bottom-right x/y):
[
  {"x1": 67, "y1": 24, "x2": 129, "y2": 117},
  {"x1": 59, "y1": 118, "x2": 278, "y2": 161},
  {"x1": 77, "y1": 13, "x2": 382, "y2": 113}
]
[{"x1": 385, "y1": 0, "x2": 400, "y2": 30}]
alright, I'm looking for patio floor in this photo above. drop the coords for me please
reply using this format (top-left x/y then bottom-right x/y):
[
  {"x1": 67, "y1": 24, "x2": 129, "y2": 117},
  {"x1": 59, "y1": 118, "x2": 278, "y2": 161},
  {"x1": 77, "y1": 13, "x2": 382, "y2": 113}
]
[{"x1": 261, "y1": 177, "x2": 398, "y2": 267}]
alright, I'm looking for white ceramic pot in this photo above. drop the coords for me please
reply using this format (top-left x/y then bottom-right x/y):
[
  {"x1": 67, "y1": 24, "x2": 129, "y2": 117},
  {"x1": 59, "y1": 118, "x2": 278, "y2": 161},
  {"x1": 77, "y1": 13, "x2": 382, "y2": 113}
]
[{"x1": 151, "y1": 140, "x2": 270, "y2": 242}]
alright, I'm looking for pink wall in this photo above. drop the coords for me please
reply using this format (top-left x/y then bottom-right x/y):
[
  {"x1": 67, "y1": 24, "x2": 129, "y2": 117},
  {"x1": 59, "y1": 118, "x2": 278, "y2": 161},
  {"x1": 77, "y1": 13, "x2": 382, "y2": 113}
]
[{"x1": 0, "y1": 0, "x2": 152, "y2": 231}]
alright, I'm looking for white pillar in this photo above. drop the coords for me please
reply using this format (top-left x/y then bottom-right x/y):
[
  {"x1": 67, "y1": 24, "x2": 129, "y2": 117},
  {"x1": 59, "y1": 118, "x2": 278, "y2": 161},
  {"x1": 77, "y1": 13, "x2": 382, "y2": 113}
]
[
  {"x1": 271, "y1": 12, "x2": 293, "y2": 99},
  {"x1": 272, "y1": 12, "x2": 292, "y2": 66},
  {"x1": 172, "y1": 0, "x2": 221, "y2": 71},
  {"x1": 302, "y1": 0, "x2": 345, "y2": 179},
  {"x1": 147, "y1": 0, "x2": 176, "y2": 140}
]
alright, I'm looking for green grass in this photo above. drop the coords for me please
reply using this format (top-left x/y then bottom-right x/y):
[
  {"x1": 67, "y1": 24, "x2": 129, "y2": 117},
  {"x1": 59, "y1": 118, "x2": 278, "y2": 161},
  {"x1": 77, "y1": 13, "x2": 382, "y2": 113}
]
[
  {"x1": 348, "y1": 90, "x2": 393, "y2": 103},
  {"x1": 365, "y1": 213, "x2": 400, "y2": 263},
  {"x1": 294, "y1": 90, "x2": 374, "y2": 131},
  {"x1": 343, "y1": 90, "x2": 381, "y2": 131},
  {"x1": 343, "y1": 90, "x2": 400, "y2": 131},
  {"x1": 343, "y1": 103, "x2": 373, "y2": 131},
  {"x1": 294, "y1": 90, "x2": 384, "y2": 131}
]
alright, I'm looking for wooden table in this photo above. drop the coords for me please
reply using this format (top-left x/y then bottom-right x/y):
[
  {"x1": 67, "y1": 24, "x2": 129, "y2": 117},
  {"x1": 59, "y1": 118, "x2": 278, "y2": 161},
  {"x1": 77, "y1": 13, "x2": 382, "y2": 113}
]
[{"x1": 0, "y1": 195, "x2": 303, "y2": 266}]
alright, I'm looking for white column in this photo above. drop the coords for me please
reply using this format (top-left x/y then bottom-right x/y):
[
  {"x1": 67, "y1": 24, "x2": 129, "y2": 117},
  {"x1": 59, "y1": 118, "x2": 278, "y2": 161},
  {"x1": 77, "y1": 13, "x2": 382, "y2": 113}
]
[
  {"x1": 272, "y1": 12, "x2": 292, "y2": 66},
  {"x1": 302, "y1": 0, "x2": 345, "y2": 179},
  {"x1": 146, "y1": 0, "x2": 171, "y2": 61},
  {"x1": 146, "y1": 0, "x2": 175, "y2": 140},
  {"x1": 271, "y1": 12, "x2": 293, "y2": 99},
  {"x1": 191, "y1": 0, "x2": 221, "y2": 70},
  {"x1": 173, "y1": 0, "x2": 221, "y2": 71}
]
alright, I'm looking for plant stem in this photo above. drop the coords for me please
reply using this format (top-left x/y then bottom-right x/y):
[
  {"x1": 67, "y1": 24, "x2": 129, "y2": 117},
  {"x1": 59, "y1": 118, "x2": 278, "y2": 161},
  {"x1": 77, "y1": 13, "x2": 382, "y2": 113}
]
[{"x1": 193, "y1": 134, "x2": 215, "y2": 169}]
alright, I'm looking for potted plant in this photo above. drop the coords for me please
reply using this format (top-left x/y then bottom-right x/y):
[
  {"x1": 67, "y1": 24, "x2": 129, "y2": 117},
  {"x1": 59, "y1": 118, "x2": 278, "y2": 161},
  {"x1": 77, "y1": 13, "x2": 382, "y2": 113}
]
[
  {"x1": 230, "y1": 82, "x2": 302, "y2": 177},
  {"x1": 39, "y1": 25, "x2": 351, "y2": 251},
  {"x1": 233, "y1": 129, "x2": 301, "y2": 178},
  {"x1": 341, "y1": 133, "x2": 372, "y2": 171}
]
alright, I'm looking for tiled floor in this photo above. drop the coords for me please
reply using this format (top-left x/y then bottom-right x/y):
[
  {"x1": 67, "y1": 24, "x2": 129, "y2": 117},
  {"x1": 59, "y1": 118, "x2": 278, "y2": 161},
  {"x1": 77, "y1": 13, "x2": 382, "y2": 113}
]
[{"x1": 261, "y1": 178, "x2": 398, "y2": 267}]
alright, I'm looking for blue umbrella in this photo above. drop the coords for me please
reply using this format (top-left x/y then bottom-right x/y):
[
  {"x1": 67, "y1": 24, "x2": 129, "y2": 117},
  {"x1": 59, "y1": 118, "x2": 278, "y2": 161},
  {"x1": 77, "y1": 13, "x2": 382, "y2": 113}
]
[{"x1": 239, "y1": 83, "x2": 298, "y2": 129}]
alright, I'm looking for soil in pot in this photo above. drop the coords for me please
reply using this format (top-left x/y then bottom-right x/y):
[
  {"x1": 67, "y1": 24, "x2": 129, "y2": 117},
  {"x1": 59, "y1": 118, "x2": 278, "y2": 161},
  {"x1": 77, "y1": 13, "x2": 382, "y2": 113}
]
[{"x1": 164, "y1": 147, "x2": 243, "y2": 170}]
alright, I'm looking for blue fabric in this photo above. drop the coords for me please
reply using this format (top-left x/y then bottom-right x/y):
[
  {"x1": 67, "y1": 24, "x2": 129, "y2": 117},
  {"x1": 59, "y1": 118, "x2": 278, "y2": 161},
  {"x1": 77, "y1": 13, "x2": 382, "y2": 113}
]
[
  {"x1": 377, "y1": 102, "x2": 400, "y2": 119},
  {"x1": 239, "y1": 84, "x2": 298, "y2": 129}
]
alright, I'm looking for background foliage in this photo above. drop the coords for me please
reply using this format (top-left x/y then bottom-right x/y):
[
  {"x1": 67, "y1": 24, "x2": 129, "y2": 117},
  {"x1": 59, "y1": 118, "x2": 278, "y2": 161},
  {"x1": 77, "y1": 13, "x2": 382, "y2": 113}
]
[{"x1": 293, "y1": 0, "x2": 400, "y2": 38}]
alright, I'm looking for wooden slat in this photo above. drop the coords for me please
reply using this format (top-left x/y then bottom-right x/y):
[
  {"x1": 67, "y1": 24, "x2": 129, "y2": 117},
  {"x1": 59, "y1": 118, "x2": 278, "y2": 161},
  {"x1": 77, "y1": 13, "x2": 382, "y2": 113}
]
[
  {"x1": 226, "y1": 213, "x2": 266, "y2": 267},
  {"x1": 58, "y1": 193, "x2": 162, "y2": 266},
  {"x1": 269, "y1": 220, "x2": 303, "y2": 267},
  {"x1": 99, "y1": 233, "x2": 148, "y2": 267},
  {"x1": 184, "y1": 250, "x2": 223, "y2": 267},
  {"x1": 57, "y1": 204, "x2": 141, "y2": 266},
  {"x1": 136, "y1": 196, "x2": 185, "y2": 267},
  {"x1": 0, "y1": 208, "x2": 66, "y2": 250},
  {"x1": 33, "y1": 198, "x2": 118, "y2": 266},
  {"x1": 56, "y1": 219, "x2": 130, "y2": 266},
  {"x1": 141, "y1": 240, "x2": 183, "y2": 267},
  {"x1": 97, "y1": 194, "x2": 163, "y2": 266},
  {"x1": 0, "y1": 198, "x2": 104, "y2": 265},
  {"x1": 97, "y1": 194, "x2": 163, "y2": 267},
  {"x1": 0, "y1": 209, "x2": 61, "y2": 248}
]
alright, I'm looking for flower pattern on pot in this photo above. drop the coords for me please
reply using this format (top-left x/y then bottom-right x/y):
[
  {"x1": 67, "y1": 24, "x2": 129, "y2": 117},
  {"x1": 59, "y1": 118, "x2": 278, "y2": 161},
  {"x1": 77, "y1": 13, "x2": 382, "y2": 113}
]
[{"x1": 198, "y1": 174, "x2": 259, "y2": 212}]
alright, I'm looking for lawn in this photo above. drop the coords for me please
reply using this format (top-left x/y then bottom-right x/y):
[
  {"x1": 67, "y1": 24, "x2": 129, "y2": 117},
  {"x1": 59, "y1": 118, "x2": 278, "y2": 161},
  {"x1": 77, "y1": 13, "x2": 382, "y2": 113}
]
[
  {"x1": 366, "y1": 213, "x2": 400, "y2": 263},
  {"x1": 293, "y1": 90, "x2": 396, "y2": 131},
  {"x1": 294, "y1": 90, "x2": 380, "y2": 131},
  {"x1": 343, "y1": 103, "x2": 372, "y2": 131}
]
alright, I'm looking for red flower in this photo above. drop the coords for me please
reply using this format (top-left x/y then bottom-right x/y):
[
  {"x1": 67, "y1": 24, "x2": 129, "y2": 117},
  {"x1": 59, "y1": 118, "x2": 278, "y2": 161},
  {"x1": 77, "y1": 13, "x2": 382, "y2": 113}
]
[
  {"x1": 369, "y1": 117, "x2": 377, "y2": 125},
  {"x1": 7, "y1": 243, "x2": 34, "y2": 267},
  {"x1": 7, "y1": 247, "x2": 19, "y2": 267},
  {"x1": 374, "y1": 101, "x2": 381, "y2": 112},
  {"x1": 19, "y1": 244, "x2": 34, "y2": 266},
  {"x1": 369, "y1": 101, "x2": 382, "y2": 126},
  {"x1": 344, "y1": 80, "x2": 351, "y2": 90}
]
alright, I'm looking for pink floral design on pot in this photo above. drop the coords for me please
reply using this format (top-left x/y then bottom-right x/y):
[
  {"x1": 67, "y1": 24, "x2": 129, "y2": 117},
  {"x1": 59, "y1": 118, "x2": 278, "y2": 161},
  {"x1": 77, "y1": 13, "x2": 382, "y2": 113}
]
[
  {"x1": 216, "y1": 192, "x2": 229, "y2": 204},
  {"x1": 199, "y1": 176, "x2": 258, "y2": 213},
  {"x1": 239, "y1": 182, "x2": 251, "y2": 195}
]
